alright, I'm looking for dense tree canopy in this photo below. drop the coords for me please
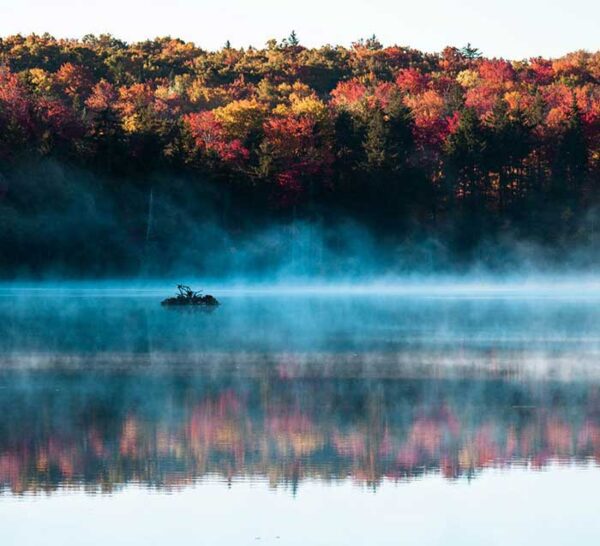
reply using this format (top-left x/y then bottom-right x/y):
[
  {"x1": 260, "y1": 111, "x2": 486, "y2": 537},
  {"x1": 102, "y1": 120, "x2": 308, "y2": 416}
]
[{"x1": 0, "y1": 33, "x2": 598, "y2": 274}]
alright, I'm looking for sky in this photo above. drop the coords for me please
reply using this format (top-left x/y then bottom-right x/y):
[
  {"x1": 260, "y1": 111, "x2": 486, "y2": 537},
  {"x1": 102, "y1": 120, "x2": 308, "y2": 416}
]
[{"x1": 0, "y1": 0, "x2": 598, "y2": 59}]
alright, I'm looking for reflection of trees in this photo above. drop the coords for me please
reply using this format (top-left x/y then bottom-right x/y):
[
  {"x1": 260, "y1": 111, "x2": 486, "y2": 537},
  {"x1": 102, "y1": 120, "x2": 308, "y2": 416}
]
[{"x1": 0, "y1": 374, "x2": 599, "y2": 495}]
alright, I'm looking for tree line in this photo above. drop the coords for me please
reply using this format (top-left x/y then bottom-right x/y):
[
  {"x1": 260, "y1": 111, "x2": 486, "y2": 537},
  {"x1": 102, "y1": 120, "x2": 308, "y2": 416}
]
[{"x1": 0, "y1": 33, "x2": 598, "y2": 274}]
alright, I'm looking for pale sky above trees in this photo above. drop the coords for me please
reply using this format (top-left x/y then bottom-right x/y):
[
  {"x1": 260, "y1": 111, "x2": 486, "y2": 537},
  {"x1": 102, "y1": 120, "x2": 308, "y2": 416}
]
[{"x1": 0, "y1": 0, "x2": 598, "y2": 58}]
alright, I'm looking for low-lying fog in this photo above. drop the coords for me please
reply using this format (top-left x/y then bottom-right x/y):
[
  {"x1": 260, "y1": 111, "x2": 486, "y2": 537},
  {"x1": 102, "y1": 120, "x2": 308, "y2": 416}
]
[{"x1": 1, "y1": 278, "x2": 600, "y2": 379}]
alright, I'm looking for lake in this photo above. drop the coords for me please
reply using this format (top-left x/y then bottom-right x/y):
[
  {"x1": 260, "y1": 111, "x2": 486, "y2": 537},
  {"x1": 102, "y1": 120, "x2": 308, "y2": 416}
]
[{"x1": 1, "y1": 285, "x2": 600, "y2": 545}]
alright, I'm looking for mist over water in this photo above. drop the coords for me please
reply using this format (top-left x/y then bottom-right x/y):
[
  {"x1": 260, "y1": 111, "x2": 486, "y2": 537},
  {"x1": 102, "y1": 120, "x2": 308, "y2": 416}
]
[
  {"x1": 2, "y1": 283, "x2": 600, "y2": 545},
  {"x1": 2, "y1": 282, "x2": 600, "y2": 358}
]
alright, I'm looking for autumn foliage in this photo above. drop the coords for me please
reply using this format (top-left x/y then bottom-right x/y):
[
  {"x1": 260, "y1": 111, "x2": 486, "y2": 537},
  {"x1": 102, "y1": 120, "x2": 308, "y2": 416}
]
[{"x1": 0, "y1": 34, "x2": 599, "y2": 273}]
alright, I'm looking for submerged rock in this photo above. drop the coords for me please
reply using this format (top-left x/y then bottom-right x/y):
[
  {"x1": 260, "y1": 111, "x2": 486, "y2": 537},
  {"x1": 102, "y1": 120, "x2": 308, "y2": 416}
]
[{"x1": 161, "y1": 285, "x2": 220, "y2": 307}]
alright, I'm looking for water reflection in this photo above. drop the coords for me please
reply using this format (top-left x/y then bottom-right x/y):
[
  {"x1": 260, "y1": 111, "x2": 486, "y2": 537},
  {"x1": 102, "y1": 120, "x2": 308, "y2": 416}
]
[
  {"x1": 1, "y1": 370, "x2": 599, "y2": 495},
  {"x1": 1, "y1": 291, "x2": 600, "y2": 497}
]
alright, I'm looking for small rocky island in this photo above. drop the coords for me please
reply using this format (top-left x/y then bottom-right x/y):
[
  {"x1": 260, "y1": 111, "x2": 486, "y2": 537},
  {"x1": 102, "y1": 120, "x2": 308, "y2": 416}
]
[{"x1": 161, "y1": 285, "x2": 220, "y2": 307}]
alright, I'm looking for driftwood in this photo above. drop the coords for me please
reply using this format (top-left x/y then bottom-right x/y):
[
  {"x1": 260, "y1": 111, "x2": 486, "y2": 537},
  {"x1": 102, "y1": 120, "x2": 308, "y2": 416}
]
[{"x1": 161, "y1": 285, "x2": 220, "y2": 307}]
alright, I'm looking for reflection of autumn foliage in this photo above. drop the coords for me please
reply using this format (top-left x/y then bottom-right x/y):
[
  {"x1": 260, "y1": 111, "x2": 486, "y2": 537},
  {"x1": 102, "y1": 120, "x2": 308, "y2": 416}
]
[
  {"x1": 1, "y1": 377, "x2": 600, "y2": 495},
  {"x1": 188, "y1": 391, "x2": 247, "y2": 462},
  {"x1": 267, "y1": 411, "x2": 324, "y2": 456}
]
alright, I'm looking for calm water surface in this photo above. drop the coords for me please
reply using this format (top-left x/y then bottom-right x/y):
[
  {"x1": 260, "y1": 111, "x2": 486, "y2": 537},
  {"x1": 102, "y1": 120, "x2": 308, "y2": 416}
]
[{"x1": 1, "y1": 287, "x2": 600, "y2": 545}]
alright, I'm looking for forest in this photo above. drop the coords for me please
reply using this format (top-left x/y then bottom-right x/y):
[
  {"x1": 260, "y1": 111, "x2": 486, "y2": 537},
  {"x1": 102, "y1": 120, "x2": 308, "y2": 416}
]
[{"x1": 0, "y1": 33, "x2": 599, "y2": 276}]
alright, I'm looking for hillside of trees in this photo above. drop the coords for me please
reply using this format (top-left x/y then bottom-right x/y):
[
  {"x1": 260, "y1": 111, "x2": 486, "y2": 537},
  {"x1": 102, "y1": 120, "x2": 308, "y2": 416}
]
[{"x1": 0, "y1": 33, "x2": 599, "y2": 276}]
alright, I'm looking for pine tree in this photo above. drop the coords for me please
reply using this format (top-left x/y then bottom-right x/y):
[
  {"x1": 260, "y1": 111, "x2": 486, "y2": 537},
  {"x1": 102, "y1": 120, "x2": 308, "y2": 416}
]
[{"x1": 288, "y1": 31, "x2": 299, "y2": 47}]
